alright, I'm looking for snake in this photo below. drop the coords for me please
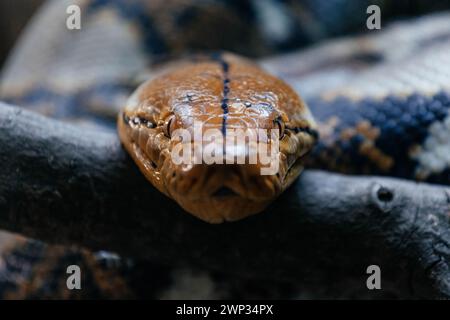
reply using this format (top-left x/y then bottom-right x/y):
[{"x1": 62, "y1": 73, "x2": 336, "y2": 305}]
[{"x1": 0, "y1": 0, "x2": 450, "y2": 299}]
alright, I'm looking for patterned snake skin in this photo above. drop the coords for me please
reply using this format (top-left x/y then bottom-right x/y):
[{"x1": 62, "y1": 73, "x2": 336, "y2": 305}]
[{"x1": 0, "y1": 0, "x2": 450, "y2": 299}]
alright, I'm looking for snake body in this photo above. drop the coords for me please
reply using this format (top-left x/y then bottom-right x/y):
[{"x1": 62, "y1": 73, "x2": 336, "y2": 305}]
[{"x1": 0, "y1": 0, "x2": 450, "y2": 299}]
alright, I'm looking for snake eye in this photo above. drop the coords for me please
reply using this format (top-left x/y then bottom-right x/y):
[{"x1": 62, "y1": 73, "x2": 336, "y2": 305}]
[
  {"x1": 139, "y1": 117, "x2": 156, "y2": 128},
  {"x1": 163, "y1": 115, "x2": 176, "y2": 138},
  {"x1": 275, "y1": 118, "x2": 285, "y2": 139}
]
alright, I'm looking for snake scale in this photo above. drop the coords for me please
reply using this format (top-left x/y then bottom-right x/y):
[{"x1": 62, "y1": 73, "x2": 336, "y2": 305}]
[{"x1": 0, "y1": 0, "x2": 450, "y2": 299}]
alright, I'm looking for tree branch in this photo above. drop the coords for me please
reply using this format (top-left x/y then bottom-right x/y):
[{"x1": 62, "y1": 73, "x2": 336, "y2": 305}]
[{"x1": 0, "y1": 102, "x2": 449, "y2": 298}]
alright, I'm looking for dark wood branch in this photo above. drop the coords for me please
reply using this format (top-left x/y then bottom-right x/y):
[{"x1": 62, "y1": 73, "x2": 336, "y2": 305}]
[{"x1": 0, "y1": 102, "x2": 449, "y2": 298}]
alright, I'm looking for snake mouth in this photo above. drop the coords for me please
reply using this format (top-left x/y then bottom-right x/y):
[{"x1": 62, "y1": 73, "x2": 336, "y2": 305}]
[
  {"x1": 280, "y1": 153, "x2": 307, "y2": 189},
  {"x1": 211, "y1": 186, "x2": 239, "y2": 197}
]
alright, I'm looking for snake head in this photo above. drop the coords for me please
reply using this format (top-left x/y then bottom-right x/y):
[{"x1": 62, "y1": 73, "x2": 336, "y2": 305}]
[{"x1": 118, "y1": 53, "x2": 317, "y2": 223}]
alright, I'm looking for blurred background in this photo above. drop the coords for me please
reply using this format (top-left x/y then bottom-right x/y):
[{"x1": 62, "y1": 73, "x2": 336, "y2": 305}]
[
  {"x1": 2, "y1": 0, "x2": 450, "y2": 67},
  {"x1": 0, "y1": 0, "x2": 44, "y2": 65}
]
